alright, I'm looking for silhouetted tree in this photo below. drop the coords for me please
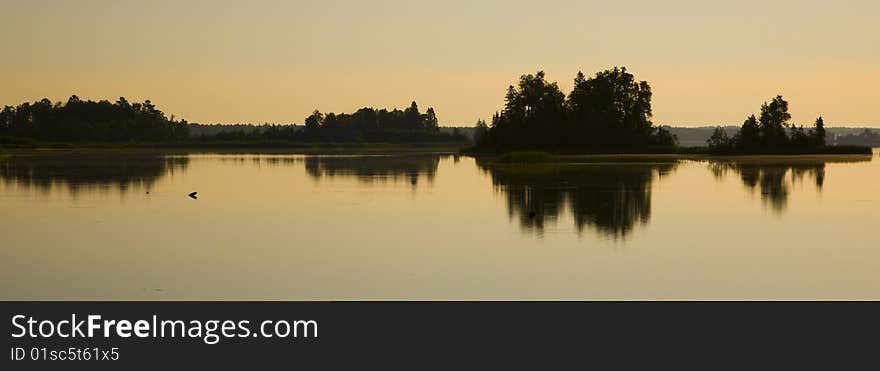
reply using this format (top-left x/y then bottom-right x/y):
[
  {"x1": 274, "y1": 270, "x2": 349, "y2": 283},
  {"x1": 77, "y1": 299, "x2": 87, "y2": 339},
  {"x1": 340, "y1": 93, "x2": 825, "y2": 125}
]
[
  {"x1": 789, "y1": 125, "x2": 811, "y2": 148},
  {"x1": 304, "y1": 110, "x2": 323, "y2": 138},
  {"x1": 813, "y1": 116, "x2": 826, "y2": 146},
  {"x1": 734, "y1": 115, "x2": 761, "y2": 150},
  {"x1": 473, "y1": 119, "x2": 489, "y2": 145},
  {"x1": 424, "y1": 107, "x2": 439, "y2": 131},
  {"x1": 489, "y1": 71, "x2": 567, "y2": 149},
  {"x1": 478, "y1": 67, "x2": 674, "y2": 151},
  {"x1": 567, "y1": 67, "x2": 659, "y2": 148},
  {"x1": 707, "y1": 126, "x2": 732, "y2": 151},
  {"x1": 654, "y1": 126, "x2": 677, "y2": 147},
  {"x1": 758, "y1": 95, "x2": 791, "y2": 148},
  {"x1": 404, "y1": 101, "x2": 421, "y2": 130}
]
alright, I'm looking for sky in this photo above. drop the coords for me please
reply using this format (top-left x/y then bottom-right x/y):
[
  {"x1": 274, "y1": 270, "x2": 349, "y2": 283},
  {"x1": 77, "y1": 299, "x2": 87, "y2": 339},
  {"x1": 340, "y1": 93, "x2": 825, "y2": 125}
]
[{"x1": 2, "y1": 0, "x2": 879, "y2": 127}]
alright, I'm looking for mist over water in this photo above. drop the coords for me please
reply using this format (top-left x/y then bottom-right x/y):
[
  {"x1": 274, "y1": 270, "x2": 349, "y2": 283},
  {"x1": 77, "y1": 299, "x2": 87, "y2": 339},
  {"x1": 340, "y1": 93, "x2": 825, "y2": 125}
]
[{"x1": 1, "y1": 150, "x2": 878, "y2": 299}]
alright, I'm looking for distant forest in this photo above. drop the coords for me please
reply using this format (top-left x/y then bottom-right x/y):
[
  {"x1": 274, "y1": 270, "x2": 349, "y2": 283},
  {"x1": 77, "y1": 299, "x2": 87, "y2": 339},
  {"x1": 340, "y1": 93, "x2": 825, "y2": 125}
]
[
  {"x1": 832, "y1": 129, "x2": 880, "y2": 147},
  {"x1": 195, "y1": 102, "x2": 466, "y2": 144},
  {"x1": 0, "y1": 98, "x2": 466, "y2": 145}
]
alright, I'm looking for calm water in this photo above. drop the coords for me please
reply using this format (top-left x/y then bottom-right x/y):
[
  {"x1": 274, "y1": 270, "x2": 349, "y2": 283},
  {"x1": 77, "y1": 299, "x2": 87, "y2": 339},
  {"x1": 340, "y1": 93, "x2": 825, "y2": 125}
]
[{"x1": 1, "y1": 150, "x2": 878, "y2": 300}]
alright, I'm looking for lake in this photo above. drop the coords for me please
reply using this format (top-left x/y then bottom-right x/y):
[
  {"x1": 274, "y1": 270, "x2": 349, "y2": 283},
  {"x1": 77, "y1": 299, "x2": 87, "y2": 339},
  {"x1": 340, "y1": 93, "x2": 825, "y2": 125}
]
[{"x1": 1, "y1": 149, "x2": 878, "y2": 300}]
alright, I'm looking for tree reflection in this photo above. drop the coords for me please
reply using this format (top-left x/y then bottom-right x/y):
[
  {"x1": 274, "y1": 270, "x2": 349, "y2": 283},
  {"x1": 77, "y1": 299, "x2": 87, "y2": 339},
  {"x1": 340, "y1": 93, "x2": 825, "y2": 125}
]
[
  {"x1": 706, "y1": 156, "x2": 869, "y2": 212},
  {"x1": 304, "y1": 155, "x2": 442, "y2": 187},
  {"x1": 0, "y1": 152, "x2": 188, "y2": 194},
  {"x1": 477, "y1": 160, "x2": 678, "y2": 238}
]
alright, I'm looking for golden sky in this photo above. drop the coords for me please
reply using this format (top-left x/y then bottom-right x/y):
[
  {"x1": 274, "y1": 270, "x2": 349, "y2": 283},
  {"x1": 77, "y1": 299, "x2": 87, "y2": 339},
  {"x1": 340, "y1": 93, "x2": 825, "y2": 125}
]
[{"x1": 2, "y1": 0, "x2": 878, "y2": 126}]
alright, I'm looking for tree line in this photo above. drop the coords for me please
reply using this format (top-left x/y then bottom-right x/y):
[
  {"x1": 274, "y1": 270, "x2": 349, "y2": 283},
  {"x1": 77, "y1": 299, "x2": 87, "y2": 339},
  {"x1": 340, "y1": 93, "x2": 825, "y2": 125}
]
[
  {"x1": 473, "y1": 67, "x2": 676, "y2": 151},
  {"x1": 0, "y1": 96, "x2": 465, "y2": 145},
  {"x1": 203, "y1": 101, "x2": 466, "y2": 143},
  {"x1": 0, "y1": 96, "x2": 189, "y2": 143},
  {"x1": 706, "y1": 95, "x2": 830, "y2": 154},
  {"x1": 0, "y1": 87, "x2": 870, "y2": 152}
]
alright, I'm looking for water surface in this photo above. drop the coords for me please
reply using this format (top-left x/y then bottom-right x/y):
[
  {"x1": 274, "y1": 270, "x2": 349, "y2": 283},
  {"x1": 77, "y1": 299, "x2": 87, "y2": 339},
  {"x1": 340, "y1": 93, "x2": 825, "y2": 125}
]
[{"x1": 1, "y1": 150, "x2": 878, "y2": 299}]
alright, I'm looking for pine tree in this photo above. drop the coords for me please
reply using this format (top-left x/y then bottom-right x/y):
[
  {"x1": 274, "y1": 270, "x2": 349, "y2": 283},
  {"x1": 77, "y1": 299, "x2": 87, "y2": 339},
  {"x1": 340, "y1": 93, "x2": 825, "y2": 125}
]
[{"x1": 813, "y1": 116, "x2": 826, "y2": 146}]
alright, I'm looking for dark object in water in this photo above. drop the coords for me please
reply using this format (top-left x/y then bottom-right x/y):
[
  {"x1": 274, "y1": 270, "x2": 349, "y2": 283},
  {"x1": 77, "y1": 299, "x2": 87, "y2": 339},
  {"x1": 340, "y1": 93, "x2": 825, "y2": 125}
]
[
  {"x1": 188, "y1": 191, "x2": 198, "y2": 199},
  {"x1": 528, "y1": 211, "x2": 536, "y2": 219}
]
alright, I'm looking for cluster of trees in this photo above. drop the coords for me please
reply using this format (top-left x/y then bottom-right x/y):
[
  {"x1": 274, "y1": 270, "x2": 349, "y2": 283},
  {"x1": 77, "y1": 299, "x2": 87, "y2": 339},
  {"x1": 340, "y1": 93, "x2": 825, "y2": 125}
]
[
  {"x1": 0, "y1": 96, "x2": 189, "y2": 143},
  {"x1": 199, "y1": 101, "x2": 467, "y2": 143},
  {"x1": 474, "y1": 68, "x2": 676, "y2": 151},
  {"x1": 707, "y1": 96, "x2": 827, "y2": 153},
  {"x1": 298, "y1": 102, "x2": 462, "y2": 142}
]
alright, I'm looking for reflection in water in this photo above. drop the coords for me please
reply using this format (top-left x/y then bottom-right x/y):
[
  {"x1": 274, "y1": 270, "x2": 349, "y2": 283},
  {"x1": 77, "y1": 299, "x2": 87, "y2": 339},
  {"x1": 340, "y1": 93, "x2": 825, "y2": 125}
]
[
  {"x1": 477, "y1": 160, "x2": 678, "y2": 238},
  {"x1": 3, "y1": 150, "x2": 880, "y2": 299},
  {"x1": 0, "y1": 152, "x2": 188, "y2": 194},
  {"x1": 304, "y1": 155, "x2": 442, "y2": 186},
  {"x1": 213, "y1": 155, "x2": 304, "y2": 167},
  {"x1": 706, "y1": 156, "x2": 869, "y2": 212}
]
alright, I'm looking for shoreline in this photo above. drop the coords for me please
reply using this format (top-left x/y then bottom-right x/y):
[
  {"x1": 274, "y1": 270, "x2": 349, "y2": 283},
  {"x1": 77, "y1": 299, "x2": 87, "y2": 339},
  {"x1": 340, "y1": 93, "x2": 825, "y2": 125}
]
[
  {"x1": 475, "y1": 153, "x2": 874, "y2": 166},
  {"x1": 1, "y1": 147, "x2": 874, "y2": 162},
  {"x1": 0, "y1": 142, "x2": 466, "y2": 155}
]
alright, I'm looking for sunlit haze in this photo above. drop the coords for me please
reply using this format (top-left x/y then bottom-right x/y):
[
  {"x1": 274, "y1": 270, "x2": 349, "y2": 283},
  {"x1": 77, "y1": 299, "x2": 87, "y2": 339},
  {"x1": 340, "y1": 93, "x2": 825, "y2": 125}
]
[{"x1": 2, "y1": 0, "x2": 878, "y2": 126}]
